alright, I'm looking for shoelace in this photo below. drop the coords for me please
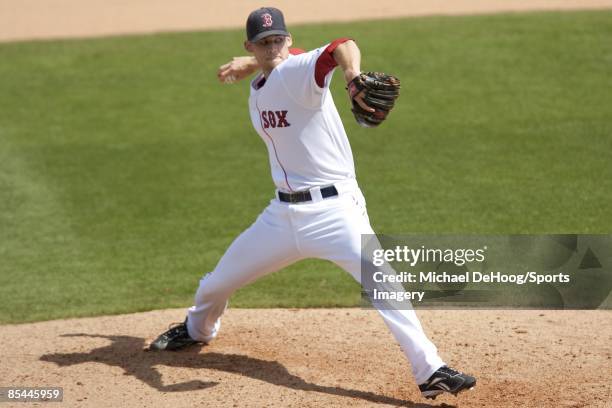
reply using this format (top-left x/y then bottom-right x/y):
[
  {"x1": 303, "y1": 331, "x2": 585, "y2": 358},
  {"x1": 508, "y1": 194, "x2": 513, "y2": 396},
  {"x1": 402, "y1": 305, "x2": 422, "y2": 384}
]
[
  {"x1": 164, "y1": 322, "x2": 186, "y2": 337},
  {"x1": 438, "y1": 366, "x2": 461, "y2": 376}
]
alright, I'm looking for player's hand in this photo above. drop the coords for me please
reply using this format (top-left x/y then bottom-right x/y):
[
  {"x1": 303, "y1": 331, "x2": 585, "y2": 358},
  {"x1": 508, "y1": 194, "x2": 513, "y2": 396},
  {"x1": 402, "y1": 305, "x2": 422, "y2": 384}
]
[
  {"x1": 352, "y1": 89, "x2": 375, "y2": 113},
  {"x1": 347, "y1": 72, "x2": 401, "y2": 128},
  {"x1": 346, "y1": 72, "x2": 375, "y2": 113},
  {"x1": 217, "y1": 56, "x2": 259, "y2": 84}
]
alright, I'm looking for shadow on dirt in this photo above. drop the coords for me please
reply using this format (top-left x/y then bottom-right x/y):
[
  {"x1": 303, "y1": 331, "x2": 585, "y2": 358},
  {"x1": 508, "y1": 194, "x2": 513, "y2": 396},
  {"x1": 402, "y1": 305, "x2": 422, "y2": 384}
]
[{"x1": 40, "y1": 333, "x2": 454, "y2": 407}]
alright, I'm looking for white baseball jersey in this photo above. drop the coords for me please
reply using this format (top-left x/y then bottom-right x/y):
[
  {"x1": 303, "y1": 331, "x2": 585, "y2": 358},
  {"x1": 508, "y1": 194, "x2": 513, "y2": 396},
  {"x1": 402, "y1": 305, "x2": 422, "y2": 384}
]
[{"x1": 248, "y1": 39, "x2": 356, "y2": 192}]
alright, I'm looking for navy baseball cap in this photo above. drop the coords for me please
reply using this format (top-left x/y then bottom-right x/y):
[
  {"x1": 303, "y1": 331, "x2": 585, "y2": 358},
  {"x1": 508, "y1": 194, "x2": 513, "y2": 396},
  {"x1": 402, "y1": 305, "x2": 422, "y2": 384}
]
[{"x1": 246, "y1": 7, "x2": 289, "y2": 42}]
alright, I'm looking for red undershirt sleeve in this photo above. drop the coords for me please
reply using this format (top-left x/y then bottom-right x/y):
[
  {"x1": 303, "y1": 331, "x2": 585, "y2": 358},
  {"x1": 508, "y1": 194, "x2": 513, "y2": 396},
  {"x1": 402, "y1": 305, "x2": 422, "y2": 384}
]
[{"x1": 314, "y1": 37, "x2": 353, "y2": 88}]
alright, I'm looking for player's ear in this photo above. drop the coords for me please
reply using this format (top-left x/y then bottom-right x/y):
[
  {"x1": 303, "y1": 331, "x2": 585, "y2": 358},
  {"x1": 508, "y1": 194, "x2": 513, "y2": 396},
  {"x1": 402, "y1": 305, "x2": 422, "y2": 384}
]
[
  {"x1": 244, "y1": 40, "x2": 254, "y2": 52},
  {"x1": 286, "y1": 35, "x2": 293, "y2": 47}
]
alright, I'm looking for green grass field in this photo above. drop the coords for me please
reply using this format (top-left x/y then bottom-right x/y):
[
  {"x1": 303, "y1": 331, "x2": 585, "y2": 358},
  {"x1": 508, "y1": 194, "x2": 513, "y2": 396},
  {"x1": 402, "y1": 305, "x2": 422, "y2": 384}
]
[{"x1": 1, "y1": 11, "x2": 611, "y2": 323}]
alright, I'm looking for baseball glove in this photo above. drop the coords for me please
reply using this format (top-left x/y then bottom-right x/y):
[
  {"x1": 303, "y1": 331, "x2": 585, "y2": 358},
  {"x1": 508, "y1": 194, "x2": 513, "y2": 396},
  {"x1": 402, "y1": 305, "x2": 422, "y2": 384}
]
[{"x1": 347, "y1": 72, "x2": 401, "y2": 128}]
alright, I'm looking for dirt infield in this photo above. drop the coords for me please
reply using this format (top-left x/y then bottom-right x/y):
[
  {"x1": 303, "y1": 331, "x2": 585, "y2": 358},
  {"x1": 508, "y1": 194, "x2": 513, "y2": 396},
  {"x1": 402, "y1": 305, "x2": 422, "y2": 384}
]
[
  {"x1": 2, "y1": 0, "x2": 612, "y2": 42},
  {"x1": 1, "y1": 308, "x2": 610, "y2": 407}
]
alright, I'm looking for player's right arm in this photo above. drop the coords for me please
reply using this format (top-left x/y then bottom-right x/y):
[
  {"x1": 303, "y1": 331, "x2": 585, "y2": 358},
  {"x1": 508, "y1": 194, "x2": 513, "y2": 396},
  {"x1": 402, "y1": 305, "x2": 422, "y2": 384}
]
[
  {"x1": 217, "y1": 56, "x2": 259, "y2": 84},
  {"x1": 218, "y1": 46, "x2": 305, "y2": 84}
]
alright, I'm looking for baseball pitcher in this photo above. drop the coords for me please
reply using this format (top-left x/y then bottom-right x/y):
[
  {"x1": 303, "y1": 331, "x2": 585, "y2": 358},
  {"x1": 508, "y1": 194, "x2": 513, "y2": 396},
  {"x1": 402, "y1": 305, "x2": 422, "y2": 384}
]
[{"x1": 150, "y1": 7, "x2": 476, "y2": 400}]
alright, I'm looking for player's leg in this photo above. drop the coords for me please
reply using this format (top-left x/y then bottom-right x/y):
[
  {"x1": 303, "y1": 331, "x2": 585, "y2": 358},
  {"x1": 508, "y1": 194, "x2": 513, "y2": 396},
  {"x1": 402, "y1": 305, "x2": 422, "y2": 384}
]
[
  {"x1": 297, "y1": 187, "x2": 445, "y2": 385},
  {"x1": 150, "y1": 200, "x2": 302, "y2": 350},
  {"x1": 186, "y1": 200, "x2": 302, "y2": 342}
]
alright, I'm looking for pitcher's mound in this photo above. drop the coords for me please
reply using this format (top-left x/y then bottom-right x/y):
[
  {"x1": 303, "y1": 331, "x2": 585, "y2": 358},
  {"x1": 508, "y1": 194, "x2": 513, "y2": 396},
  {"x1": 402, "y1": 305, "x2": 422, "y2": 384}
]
[{"x1": 1, "y1": 308, "x2": 610, "y2": 407}]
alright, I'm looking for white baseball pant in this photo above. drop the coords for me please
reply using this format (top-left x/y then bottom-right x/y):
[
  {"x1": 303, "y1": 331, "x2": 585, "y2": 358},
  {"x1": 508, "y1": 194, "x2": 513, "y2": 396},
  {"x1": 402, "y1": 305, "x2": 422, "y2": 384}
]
[{"x1": 186, "y1": 178, "x2": 445, "y2": 384}]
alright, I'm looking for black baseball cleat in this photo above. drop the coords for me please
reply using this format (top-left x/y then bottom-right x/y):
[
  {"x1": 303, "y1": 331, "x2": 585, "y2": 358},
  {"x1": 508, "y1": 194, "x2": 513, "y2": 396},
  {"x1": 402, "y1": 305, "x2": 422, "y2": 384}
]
[
  {"x1": 149, "y1": 318, "x2": 200, "y2": 351},
  {"x1": 418, "y1": 366, "x2": 476, "y2": 400}
]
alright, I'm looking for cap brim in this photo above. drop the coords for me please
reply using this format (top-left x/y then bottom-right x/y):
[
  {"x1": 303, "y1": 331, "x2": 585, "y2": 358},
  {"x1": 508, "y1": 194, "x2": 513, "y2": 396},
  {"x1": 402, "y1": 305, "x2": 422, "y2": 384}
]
[{"x1": 249, "y1": 30, "x2": 289, "y2": 43}]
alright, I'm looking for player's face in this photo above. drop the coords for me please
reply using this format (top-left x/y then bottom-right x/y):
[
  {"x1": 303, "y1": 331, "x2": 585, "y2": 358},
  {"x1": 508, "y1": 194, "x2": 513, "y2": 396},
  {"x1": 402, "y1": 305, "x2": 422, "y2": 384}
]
[{"x1": 245, "y1": 35, "x2": 293, "y2": 71}]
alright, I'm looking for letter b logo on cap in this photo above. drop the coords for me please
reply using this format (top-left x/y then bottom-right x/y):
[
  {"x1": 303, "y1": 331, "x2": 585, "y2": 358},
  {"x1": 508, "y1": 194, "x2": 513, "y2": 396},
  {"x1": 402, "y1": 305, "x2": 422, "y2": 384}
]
[
  {"x1": 261, "y1": 13, "x2": 273, "y2": 28},
  {"x1": 246, "y1": 7, "x2": 288, "y2": 42}
]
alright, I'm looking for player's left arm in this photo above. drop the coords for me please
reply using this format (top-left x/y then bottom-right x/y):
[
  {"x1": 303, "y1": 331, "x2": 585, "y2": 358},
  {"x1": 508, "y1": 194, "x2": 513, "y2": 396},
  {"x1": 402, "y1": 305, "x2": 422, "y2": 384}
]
[{"x1": 331, "y1": 40, "x2": 374, "y2": 113}]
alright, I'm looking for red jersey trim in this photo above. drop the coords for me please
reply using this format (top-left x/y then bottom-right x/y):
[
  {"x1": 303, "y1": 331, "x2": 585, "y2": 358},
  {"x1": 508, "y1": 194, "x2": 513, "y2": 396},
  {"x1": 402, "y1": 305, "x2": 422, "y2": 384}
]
[
  {"x1": 314, "y1": 37, "x2": 353, "y2": 88},
  {"x1": 255, "y1": 99, "x2": 294, "y2": 192}
]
